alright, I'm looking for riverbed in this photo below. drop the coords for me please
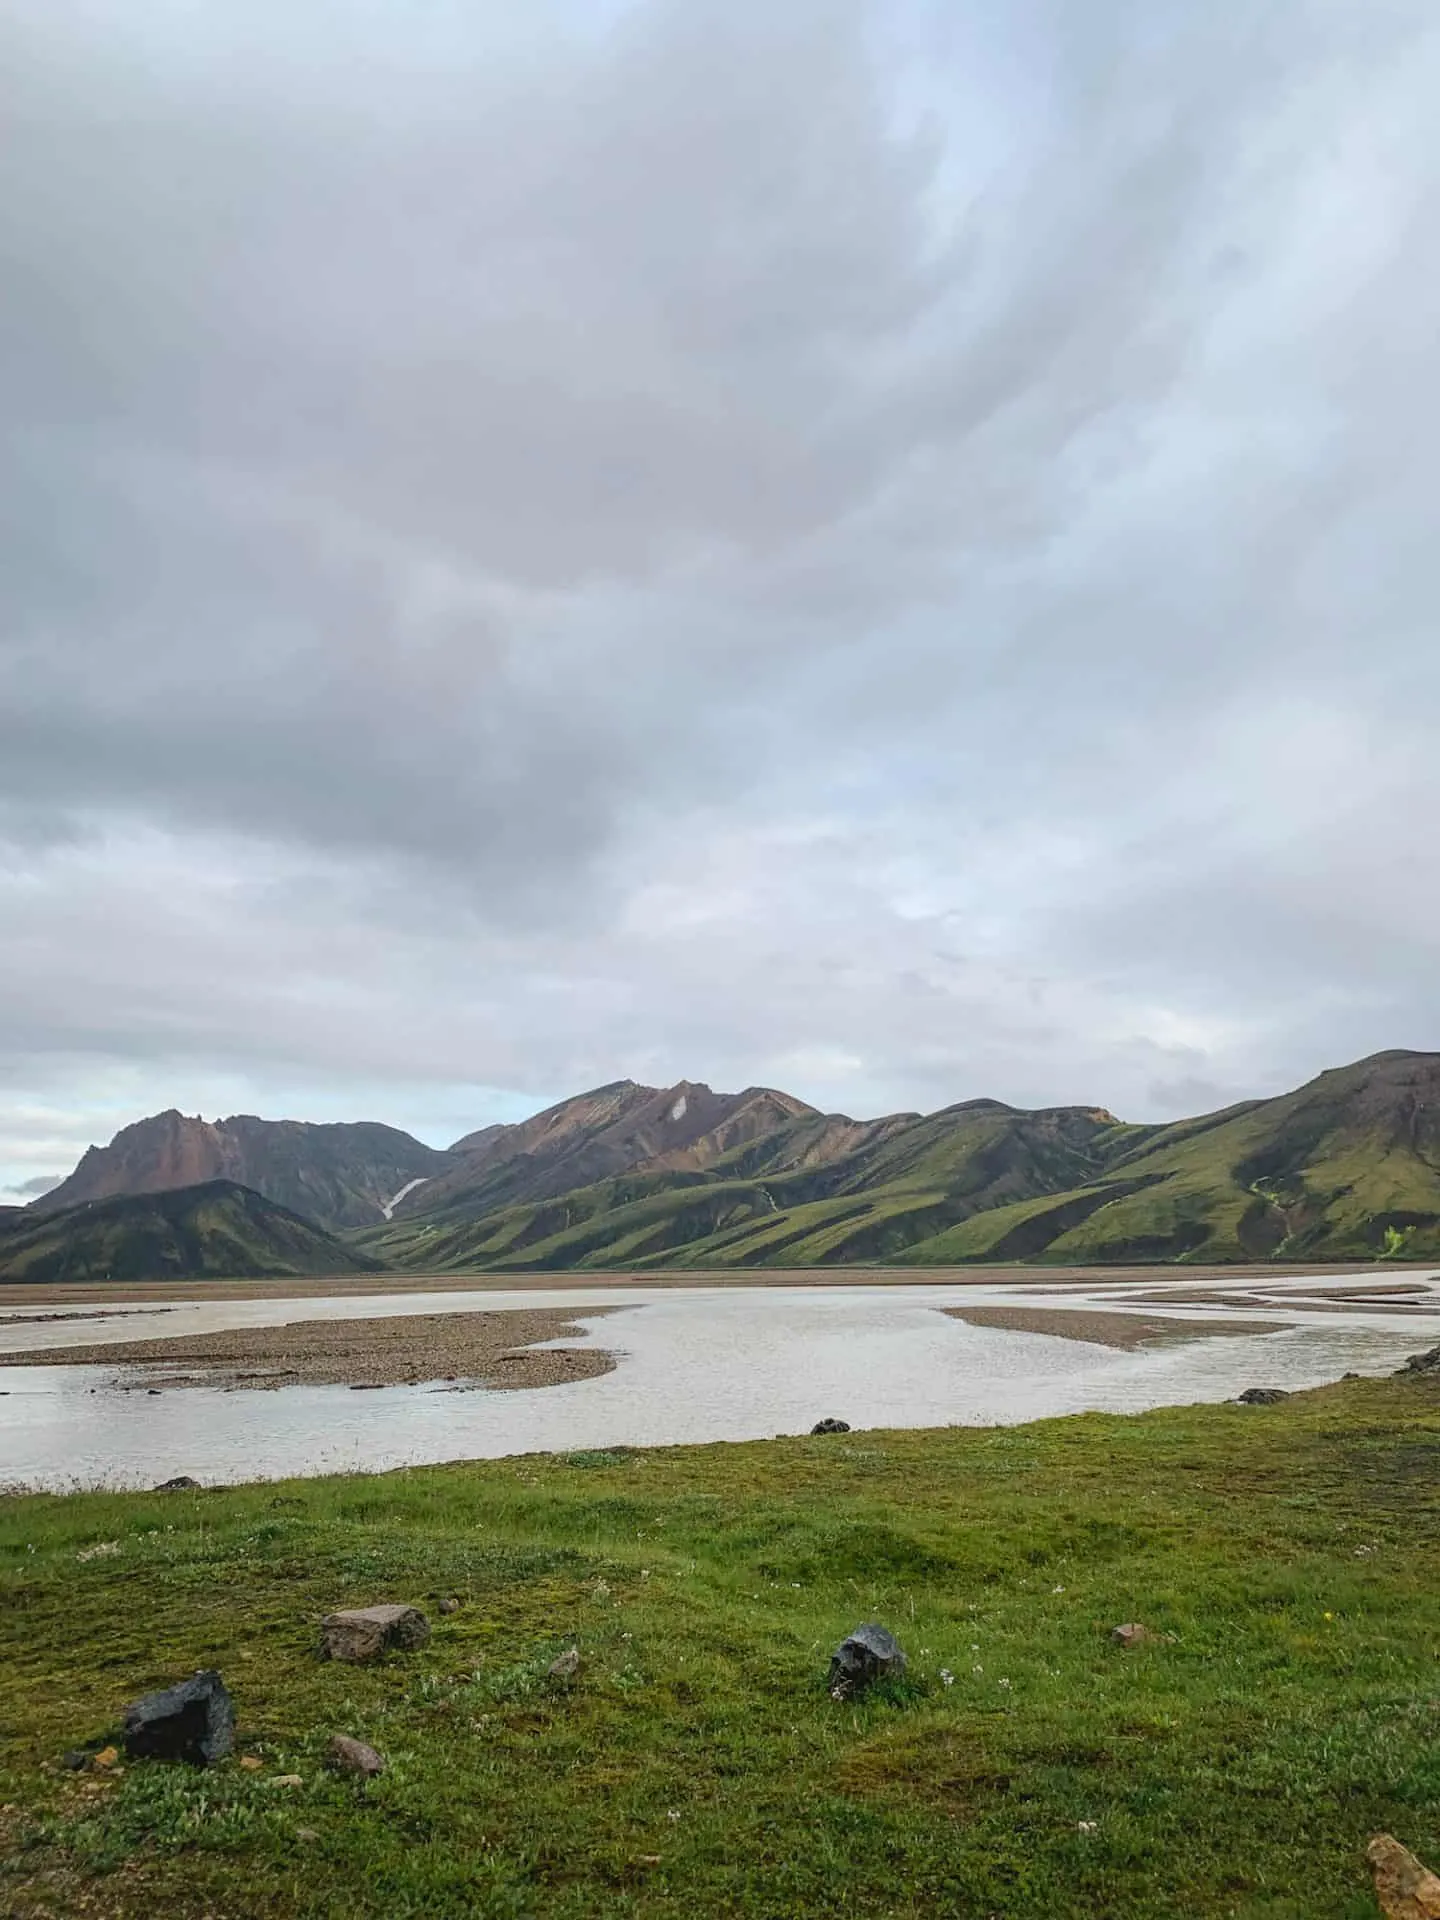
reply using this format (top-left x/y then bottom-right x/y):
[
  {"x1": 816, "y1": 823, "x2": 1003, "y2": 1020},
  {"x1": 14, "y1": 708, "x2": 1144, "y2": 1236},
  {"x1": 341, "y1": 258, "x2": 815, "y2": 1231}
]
[{"x1": 1, "y1": 1269, "x2": 1436, "y2": 1489}]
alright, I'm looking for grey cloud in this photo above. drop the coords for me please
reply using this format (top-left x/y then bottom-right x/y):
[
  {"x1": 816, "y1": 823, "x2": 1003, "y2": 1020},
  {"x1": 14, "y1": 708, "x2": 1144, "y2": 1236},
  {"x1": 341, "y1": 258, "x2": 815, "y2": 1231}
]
[{"x1": 1, "y1": 0, "x2": 1438, "y2": 1180}]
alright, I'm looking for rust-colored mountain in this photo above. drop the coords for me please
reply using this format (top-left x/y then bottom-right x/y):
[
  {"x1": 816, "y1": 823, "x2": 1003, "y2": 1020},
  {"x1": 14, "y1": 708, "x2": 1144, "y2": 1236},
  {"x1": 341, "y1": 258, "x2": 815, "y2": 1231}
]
[
  {"x1": 31, "y1": 1110, "x2": 450, "y2": 1232},
  {"x1": 401, "y1": 1080, "x2": 820, "y2": 1218}
]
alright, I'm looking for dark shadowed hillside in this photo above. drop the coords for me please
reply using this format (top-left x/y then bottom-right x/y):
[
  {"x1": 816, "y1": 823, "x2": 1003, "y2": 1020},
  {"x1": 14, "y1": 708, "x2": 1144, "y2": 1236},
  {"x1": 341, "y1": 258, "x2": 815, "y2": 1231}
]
[{"x1": 0, "y1": 1182, "x2": 385, "y2": 1284}]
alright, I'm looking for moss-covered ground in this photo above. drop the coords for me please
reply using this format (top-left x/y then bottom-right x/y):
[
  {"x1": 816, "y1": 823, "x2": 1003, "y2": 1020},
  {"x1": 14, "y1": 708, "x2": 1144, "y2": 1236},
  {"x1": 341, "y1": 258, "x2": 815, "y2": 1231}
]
[{"x1": 2, "y1": 1375, "x2": 1437, "y2": 1917}]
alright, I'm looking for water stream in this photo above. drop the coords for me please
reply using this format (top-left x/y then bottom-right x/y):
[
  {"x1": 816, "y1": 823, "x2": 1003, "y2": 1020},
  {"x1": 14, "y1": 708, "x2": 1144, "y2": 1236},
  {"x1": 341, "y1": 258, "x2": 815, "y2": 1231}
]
[{"x1": 1, "y1": 1271, "x2": 1435, "y2": 1489}]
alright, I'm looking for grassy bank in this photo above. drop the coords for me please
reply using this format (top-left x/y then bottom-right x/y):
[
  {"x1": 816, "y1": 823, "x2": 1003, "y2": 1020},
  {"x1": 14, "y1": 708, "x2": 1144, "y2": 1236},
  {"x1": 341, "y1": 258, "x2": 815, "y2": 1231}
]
[{"x1": 2, "y1": 1378, "x2": 1438, "y2": 1918}]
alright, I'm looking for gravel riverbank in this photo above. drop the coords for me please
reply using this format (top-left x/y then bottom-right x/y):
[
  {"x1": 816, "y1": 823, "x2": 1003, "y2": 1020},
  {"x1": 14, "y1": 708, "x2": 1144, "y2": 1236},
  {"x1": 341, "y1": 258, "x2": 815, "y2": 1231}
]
[{"x1": 0, "y1": 1307, "x2": 620, "y2": 1392}]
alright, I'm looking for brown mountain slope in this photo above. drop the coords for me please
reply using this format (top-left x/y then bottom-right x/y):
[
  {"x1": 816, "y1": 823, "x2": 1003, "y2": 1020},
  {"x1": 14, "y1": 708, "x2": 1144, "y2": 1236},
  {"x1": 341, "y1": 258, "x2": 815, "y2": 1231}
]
[
  {"x1": 32, "y1": 1111, "x2": 451, "y2": 1232},
  {"x1": 403, "y1": 1080, "x2": 821, "y2": 1220}
]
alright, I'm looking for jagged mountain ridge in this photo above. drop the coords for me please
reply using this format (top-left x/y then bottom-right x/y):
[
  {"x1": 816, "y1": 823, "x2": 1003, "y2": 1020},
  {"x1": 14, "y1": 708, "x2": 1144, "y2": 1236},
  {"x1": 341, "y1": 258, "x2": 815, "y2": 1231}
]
[
  {"x1": 0, "y1": 1181, "x2": 383, "y2": 1285},
  {"x1": 31, "y1": 1110, "x2": 454, "y2": 1232},
  {"x1": 360, "y1": 1093, "x2": 1130, "y2": 1270},
  {"x1": 399, "y1": 1080, "x2": 823, "y2": 1220},
  {"x1": 25, "y1": 1051, "x2": 1440, "y2": 1277},
  {"x1": 364, "y1": 1052, "x2": 1440, "y2": 1270}
]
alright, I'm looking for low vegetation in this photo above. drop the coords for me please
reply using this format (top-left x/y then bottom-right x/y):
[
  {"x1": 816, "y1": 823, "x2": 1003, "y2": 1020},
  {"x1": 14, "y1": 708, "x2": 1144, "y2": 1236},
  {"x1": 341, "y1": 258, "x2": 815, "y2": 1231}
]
[{"x1": 2, "y1": 1374, "x2": 1437, "y2": 1916}]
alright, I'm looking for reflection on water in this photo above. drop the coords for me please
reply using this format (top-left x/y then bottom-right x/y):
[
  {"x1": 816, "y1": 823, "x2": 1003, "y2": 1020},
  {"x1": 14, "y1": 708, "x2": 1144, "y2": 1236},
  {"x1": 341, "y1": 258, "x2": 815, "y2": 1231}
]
[{"x1": 1, "y1": 1272, "x2": 1437, "y2": 1489}]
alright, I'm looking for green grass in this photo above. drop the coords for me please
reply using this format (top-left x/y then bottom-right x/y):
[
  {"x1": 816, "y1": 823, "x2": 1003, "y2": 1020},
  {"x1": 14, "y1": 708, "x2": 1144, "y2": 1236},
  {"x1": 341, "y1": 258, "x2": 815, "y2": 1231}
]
[{"x1": 3, "y1": 1377, "x2": 1438, "y2": 1916}]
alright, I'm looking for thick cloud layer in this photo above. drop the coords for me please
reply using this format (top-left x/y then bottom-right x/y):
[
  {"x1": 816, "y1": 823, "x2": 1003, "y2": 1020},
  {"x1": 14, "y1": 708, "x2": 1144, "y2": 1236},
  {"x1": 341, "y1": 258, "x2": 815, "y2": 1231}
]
[{"x1": 3, "y1": 0, "x2": 1438, "y2": 1192}]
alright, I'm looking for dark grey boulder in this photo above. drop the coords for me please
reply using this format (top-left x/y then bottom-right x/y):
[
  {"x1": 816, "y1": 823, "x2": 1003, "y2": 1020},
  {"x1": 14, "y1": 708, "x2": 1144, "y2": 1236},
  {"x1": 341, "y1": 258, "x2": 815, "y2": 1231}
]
[
  {"x1": 1236, "y1": 1387, "x2": 1290, "y2": 1405},
  {"x1": 1396, "y1": 1343, "x2": 1440, "y2": 1377},
  {"x1": 828, "y1": 1624, "x2": 906, "y2": 1701},
  {"x1": 153, "y1": 1476, "x2": 201, "y2": 1492},
  {"x1": 810, "y1": 1418, "x2": 851, "y2": 1435},
  {"x1": 123, "y1": 1670, "x2": 234, "y2": 1766}
]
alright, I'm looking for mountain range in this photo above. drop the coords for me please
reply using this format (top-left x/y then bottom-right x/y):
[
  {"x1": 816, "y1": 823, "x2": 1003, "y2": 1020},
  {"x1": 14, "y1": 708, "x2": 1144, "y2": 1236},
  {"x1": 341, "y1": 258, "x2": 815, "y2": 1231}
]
[{"x1": 8, "y1": 1050, "x2": 1440, "y2": 1281}]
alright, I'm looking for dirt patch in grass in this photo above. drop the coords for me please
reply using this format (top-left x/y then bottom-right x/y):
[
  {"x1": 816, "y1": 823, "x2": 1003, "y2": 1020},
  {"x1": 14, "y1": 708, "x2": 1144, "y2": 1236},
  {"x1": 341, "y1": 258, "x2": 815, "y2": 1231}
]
[
  {"x1": 0, "y1": 1307, "x2": 621, "y2": 1391},
  {"x1": 943, "y1": 1305, "x2": 1291, "y2": 1349}
]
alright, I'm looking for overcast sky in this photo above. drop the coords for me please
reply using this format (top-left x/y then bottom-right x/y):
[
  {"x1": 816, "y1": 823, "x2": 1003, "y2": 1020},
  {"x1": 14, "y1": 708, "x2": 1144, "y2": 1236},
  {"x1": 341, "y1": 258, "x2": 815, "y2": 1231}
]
[{"x1": 3, "y1": 0, "x2": 1439, "y2": 1196}]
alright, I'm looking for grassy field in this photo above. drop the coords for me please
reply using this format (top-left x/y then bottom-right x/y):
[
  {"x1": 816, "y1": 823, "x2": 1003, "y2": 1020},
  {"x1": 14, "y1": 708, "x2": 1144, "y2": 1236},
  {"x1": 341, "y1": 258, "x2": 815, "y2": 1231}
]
[{"x1": 1, "y1": 1376, "x2": 1438, "y2": 1918}]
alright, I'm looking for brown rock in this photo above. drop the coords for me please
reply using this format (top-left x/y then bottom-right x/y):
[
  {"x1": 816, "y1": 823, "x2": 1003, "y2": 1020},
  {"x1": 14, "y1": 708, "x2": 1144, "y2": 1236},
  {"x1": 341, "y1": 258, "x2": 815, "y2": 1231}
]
[
  {"x1": 1110, "y1": 1623, "x2": 1151, "y2": 1649},
  {"x1": 267, "y1": 1774, "x2": 304, "y2": 1790},
  {"x1": 328, "y1": 1734, "x2": 385, "y2": 1779},
  {"x1": 239, "y1": 1754, "x2": 263, "y2": 1772},
  {"x1": 1368, "y1": 1835, "x2": 1440, "y2": 1918},
  {"x1": 319, "y1": 1605, "x2": 431, "y2": 1663}
]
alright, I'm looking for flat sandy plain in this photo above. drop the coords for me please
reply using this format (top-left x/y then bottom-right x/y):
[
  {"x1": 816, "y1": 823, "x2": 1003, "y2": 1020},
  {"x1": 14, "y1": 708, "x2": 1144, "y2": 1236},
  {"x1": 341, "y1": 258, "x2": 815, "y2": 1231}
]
[{"x1": 1, "y1": 1259, "x2": 1424, "y2": 1311}]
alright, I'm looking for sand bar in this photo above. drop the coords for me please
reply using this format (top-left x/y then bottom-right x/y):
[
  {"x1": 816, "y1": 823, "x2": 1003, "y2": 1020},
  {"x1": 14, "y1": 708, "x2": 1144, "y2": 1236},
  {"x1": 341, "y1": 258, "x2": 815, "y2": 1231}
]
[
  {"x1": 944, "y1": 1305, "x2": 1292, "y2": 1351},
  {"x1": 0, "y1": 1307, "x2": 619, "y2": 1392}
]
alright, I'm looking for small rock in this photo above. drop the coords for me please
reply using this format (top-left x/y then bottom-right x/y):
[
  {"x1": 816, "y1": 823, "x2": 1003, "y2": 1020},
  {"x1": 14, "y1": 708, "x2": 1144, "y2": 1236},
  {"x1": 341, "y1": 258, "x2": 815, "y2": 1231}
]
[
  {"x1": 153, "y1": 1476, "x2": 201, "y2": 1492},
  {"x1": 438, "y1": 1597, "x2": 462, "y2": 1616},
  {"x1": 547, "y1": 1648, "x2": 582, "y2": 1681},
  {"x1": 1396, "y1": 1344, "x2": 1440, "y2": 1378},
  {"x1": 348, "y1": 1382, "x2": 387, "y2": 1391},
  {"x1": 328, "y1": 1734, "x2": 385, "y2": 1778},
  {"x1": 147, "y1": 1388, "x2": 162, "y2": 1396},
  {"x1": 123, "y1": 1671, "x2": 234, "y2": 1767},
  {"x1": 318, "y1": 1604, "x2": 431, "y2": 1663},
  {"x1": 239, "y1": 1754, "x2": 264, "y2": 1771},
  {"x1": 92, "y1": 1747, "x2": 120, "y2": 1770},
  {"x1": 810, "y1": 1418, "x2": 851, "y2": 1435},
  {"x1": 1236, "y1": 1387, "x2": 1290, "y2": 1405},
  {"x1": 267, "y1": 1774, "x2": 304, "y2": 1790},
  {"x1": 1342, "y1": 1372, "x2": 1361, "y2": 1381},
  {"x1": 62, "y1": 1750, "x2": 92, "y2": 1772},
  {"x1": 827, "y1": 1623, "x2": 906, "y2": 1700},
  {"x1": 1368, "y1": 1834, "x2": 1440, "y2": 1918},
  {"x1": 296, "y1": 1827, "x2": 320, "y2": 1843},
  {"x1": 1110, "y1": 1623, "x2": 1152, "y2": 1649}
]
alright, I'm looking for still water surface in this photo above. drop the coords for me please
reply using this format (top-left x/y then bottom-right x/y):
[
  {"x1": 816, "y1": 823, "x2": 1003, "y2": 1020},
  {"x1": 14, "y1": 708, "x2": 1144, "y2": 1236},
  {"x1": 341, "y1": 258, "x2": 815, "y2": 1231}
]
[{"x1": 1, "y1": 1273, "x2": 1436, "y2": 1489}]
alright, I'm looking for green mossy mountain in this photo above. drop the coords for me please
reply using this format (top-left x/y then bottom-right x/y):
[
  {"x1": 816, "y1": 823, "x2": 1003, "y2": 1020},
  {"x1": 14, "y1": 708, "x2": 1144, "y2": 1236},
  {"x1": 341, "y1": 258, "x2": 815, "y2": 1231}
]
[
  {"x1": 361, "y1": 1050, "x2": 1440, "y2": 1272},
  {"x1": 27, "y1": 1051, "x2": 1440, "y2": 1278},
  {"x1": 0, "y1": 1181, "x2": 383, "y2": 1285}
]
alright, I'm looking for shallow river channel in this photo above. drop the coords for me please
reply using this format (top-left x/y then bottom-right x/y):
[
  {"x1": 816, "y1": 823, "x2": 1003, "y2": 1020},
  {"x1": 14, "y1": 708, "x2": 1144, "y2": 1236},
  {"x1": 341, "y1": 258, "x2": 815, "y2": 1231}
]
[{"x1": 2, "y1": 1271, "x2": 1437, "y2": 1489}]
